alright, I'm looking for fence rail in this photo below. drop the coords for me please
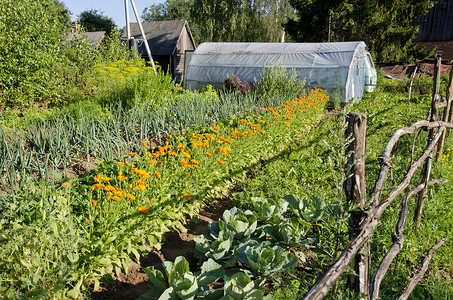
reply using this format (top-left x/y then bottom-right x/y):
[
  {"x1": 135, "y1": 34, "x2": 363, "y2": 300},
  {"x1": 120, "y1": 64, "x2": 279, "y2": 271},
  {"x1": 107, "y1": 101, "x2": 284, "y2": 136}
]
[{"x1": 304, "y1": 57, "x2": 453, "y2": 299}]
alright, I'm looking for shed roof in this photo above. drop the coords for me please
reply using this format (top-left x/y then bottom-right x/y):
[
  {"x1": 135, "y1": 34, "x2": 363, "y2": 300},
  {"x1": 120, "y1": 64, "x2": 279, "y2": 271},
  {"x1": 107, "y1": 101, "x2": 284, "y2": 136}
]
[
  {"x1": 416, "y1": 0, "x2": 453, "y2": 42},
  {"x1": 62, "y1": 31, "x2": 106, "y2": 49},
  {"x1": 121, "y1": 20, "x2": 195, "y2": 56}
]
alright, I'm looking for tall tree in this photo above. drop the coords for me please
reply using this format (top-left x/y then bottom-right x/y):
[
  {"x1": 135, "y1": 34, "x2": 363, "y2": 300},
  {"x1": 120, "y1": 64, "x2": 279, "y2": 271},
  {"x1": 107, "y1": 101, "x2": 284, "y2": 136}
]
[
  {"x1": 142, "y1": 0, "x2": 193, "y2": 21},
  {"x1": 78, "y1": 9, "x2": 116, "y2": 35},
  {"x1": 142, "y1": 0, "x2": 294, "y2": 44},
  {"x1": 190, "y1": 0, "x2": 295, "y2": 43},
  {"x1": 285, "y1": 0, "x2": 433, "y2": 63}
]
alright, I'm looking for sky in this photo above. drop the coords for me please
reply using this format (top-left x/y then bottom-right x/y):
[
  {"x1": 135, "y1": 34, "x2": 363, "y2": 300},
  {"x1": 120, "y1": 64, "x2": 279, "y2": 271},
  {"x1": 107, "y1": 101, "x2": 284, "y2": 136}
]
[{"x1": 62, "y1": 0, "x2": 160, "y2": 29}]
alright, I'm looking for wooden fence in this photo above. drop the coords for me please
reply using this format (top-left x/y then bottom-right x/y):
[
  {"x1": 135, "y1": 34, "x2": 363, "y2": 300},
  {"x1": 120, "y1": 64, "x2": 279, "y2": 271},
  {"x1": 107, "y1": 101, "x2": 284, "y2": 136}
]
[{"x1": 303, "y1": 57, "x2": 453, "y2": 299}]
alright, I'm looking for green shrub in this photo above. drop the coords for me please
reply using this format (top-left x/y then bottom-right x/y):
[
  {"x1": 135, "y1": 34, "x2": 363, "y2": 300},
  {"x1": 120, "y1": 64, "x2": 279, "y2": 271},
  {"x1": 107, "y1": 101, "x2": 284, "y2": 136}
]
[
  {"x1": 0, "y1": 0, "x2": 70, "y2": 107},
  {"x1": 254, "y1": 64, "x2": 306, "y2": 99}
]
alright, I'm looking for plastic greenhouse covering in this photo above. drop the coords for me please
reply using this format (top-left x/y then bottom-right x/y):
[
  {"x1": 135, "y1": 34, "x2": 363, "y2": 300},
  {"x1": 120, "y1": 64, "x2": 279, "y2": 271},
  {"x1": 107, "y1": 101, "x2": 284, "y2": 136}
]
[{"x1": 185, "y1": 41, "x2": 369, "y2": 102}]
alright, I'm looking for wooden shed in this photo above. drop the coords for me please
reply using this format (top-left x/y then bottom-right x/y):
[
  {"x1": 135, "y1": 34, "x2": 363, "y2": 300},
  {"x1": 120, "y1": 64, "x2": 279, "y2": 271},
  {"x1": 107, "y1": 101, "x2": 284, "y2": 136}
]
[
  {"x1": 62, "y1": 31, "x2": 106, "y2": 49},
  {"x1": 121, "y1": 20, "x2": 196, "y2": 81}
]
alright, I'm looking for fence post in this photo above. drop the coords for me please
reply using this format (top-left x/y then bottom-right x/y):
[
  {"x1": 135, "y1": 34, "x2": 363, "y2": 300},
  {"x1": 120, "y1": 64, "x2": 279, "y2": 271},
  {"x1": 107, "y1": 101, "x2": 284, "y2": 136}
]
[
  {"x1": 344, "y1": 112, "x2": 369, "y2": 298},
  {"x1": 414, "y1": 56, "x2": 441, "y2": 231},
  {"x1": 436, "y1": 68, "x2": 453, "y2": 158},
  {"x1": 408, "y1": 64, "x2": 419, "y2": 101}
]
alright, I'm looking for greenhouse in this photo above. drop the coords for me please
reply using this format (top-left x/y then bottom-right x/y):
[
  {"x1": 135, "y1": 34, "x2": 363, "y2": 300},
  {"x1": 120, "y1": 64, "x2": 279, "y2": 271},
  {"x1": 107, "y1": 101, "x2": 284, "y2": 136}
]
[{"x1": 185, "y1": 41, "x2": 373, "y2": 102}]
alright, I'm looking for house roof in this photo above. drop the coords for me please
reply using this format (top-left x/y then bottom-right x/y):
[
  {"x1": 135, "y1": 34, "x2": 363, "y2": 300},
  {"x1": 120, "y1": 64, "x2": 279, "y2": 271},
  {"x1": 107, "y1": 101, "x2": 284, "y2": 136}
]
[
  {"x1": 416, "y1": 0, "x2": 453, "y2": 42},
  {"x1": 62, "y1": 31, "x2": 106, "y2": 49},
  {"x1": 121, "y1": 20, "x2": 195, "y2": 56}
]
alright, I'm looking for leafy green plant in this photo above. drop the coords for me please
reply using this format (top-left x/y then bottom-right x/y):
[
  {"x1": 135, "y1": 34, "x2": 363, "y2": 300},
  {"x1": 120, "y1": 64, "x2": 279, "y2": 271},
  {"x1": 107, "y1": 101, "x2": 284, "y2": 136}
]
[
  {"x1": 236, "y1": 241, "x2": 299, "y2": 278},
  {"x1": 139, "y1": 257, "x2": 224, "y2": 300},
  {"x1": 222, "y1": 272, "x2": 268, "y2": 300}
]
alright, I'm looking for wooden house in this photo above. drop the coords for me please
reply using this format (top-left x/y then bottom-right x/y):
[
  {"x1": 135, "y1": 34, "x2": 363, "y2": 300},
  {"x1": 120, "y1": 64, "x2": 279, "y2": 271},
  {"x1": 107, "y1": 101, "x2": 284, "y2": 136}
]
[
  {"x1": 416, "y1": 0, "x2": 453, "y2": 60},
  {"x1": 62, "y1": 31, "x2": 106, "y2": 49},
  {"x1": 121, "y1": 20, "x2": 196, "y2": 81}
]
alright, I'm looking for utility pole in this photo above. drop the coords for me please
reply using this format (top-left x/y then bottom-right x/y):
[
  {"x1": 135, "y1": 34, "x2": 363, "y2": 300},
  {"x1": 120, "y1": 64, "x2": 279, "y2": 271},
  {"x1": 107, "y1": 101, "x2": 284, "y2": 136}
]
[{"x1": 125, "y1": 0, "x2": 157, "y2": 74}]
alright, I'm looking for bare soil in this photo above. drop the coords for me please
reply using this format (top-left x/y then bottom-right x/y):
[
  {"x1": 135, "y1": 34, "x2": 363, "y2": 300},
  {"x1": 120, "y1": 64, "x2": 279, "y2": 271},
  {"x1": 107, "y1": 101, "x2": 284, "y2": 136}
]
[{"x1": 91, "y1": 197, "x2": 231, "y2": 300}]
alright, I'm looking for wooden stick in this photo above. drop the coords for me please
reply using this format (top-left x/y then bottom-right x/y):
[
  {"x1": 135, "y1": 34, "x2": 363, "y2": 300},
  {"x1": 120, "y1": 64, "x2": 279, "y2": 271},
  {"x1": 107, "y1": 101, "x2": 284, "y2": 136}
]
[
  {"x1": 397, "y1": 238, "x2": 447, "y2": 300},
  {"x1": 437, "y1": 69, "x2": 453, "y2": 158},
  {"x1": 302, "y1": 122, "x2": 451, "y2": 300},
  {"x1": 369, "y1": 179, "x2": 445, "y2": 299}
]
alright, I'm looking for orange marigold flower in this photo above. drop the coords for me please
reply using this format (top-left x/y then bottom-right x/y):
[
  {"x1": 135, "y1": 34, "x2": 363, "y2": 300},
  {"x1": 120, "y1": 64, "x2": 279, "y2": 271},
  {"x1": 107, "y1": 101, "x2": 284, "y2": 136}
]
[
  {"x1": 177, "y1": 144, "x2": 186, "y2": 151},
  {"x1": 168, "y1": 150, "x2": 178, "y2": 156},
  {"x1": 154, "y1": 171, "x2": 161, "y2": 178},
  {"x1": 114, "y1": 189, "x2": 125, "y2": 197},
  {"x1": 183, "y1": 193, "x2": 191, "y2": 200},
  {"x1": 91, "y1": 183, "x2": 104, "y2": 190},
  {"x1": 136, "y1": 179, "x2": 145, "y2": 185},
  {"x1": 149, "y1": 199, "x2": 154, "y2": 205},
  {"x1": 206, "y1": 153, "x2": 212, "y2": 157},
  {"x1": 148, "y1": 160, "x2": 158, "y2": 166},
  {"x1": 104, "y1": 185, "x2": 115, "y2": 192},
  {"x1": 190, "y1": 159, "x2": 199, "y2": 164},
  {"x1": 147, "y1": 151, "x2": 152, "y2": 157},
  {"x1": 152, "y1": 152, "x2": 160, "y2": 158},
  {"x1": 138, "y1": 206, "x2": 149, "y2": 213},
  {"x1": 141, "y1": 141, "x2": 148, "y2": 147},
  {"x1": 139, "y1": 171, "x2": 151, "y2": 179},
  {"x1": 193, "y1": 165, "x2": 201, "y2": 169},
  {"x1": 179, "y1": 160, "x2": 189, "y2": 166},
  {"x1": 117, "y1": 162, "x2": 125, "y2": 167},
  {"x1": 284, "y1": 146, "x2": 289, "y2": 150},
  {"x1": 107, "y1": 195, "x2": 120, "y2": 201},
  {"x1": 117, "y1": 175, "x2": 127, "y2": 181},
  {"x1": 183, "y1": 152, "x2": 191, "y2": 158},
  {"x1": 92, "y1": 200, "x2": 97, "y2": 206},
  {"x1": 61, "y1": 182, "x2": 71, "y2": 188},
  {"x1": 93, "y1": 175, "x2": 103, "y2": 182},
  {"x1": 217, "y1": 159, "x2": 225, "y2": 164},
  {"x1": 136, "y1": 184, "x2": 146, "y2": 191},
  {"x1": 125, "y1": 193, "x2": 135, "y2": 200},
  {"x1": 102, "y1": 176, "x2": 112, "y2": 181},
  {"x1": 129, "y1": 152, "x2": 137, "y2": 157}
]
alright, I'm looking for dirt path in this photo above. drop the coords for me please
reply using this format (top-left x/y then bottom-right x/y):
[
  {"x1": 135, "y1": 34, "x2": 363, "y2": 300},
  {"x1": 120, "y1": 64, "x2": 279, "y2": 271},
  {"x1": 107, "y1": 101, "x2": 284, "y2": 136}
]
[{"x1": 91, "y1": 198, "x2": 231, "y2": 300}]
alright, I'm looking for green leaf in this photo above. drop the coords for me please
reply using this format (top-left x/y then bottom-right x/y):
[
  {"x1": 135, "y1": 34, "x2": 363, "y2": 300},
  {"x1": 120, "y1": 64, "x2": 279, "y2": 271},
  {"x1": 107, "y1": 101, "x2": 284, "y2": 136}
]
[
  {"x1": 197, "y1": 259, "x2": 225, "y2": 287},
  {"x1": 143, "y1": 266, "x2": 167, "y2": 293}
]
